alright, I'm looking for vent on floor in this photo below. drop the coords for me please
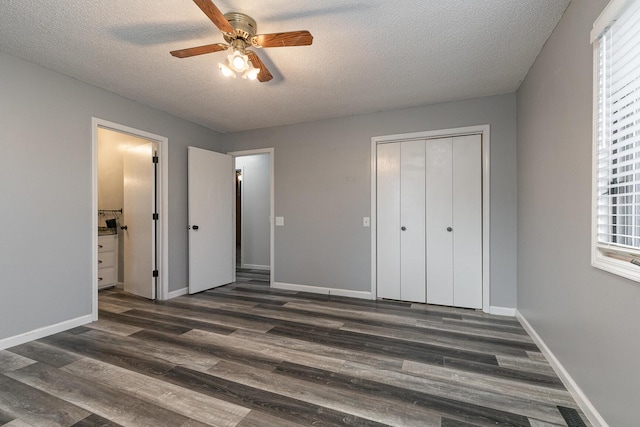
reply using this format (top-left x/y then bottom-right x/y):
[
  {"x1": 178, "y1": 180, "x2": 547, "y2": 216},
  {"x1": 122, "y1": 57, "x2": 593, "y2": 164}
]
[{"x1": 558, "y1": 406, "x2": 587, "y2": 427}]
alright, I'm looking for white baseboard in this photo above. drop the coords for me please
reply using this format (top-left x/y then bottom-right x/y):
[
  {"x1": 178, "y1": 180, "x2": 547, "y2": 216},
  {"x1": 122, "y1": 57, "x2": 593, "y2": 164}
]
[
  {"x1": 240, "y1": 264, "x2": 270, "y2": 271},
  {"x1": 516, "y1": 310, "x2": 608, "y2": 427},
  {"x1": 273, "y1": 282, "x2": 373, "y2": 300},
  {"x1": 489, "y1": 306, "x2": 516, "y2": 317},
  {"x1": 0, "y1": 314, "x2": 93, "y2": 351},
  {"x1": 166, "y1": 287, "x2": 188, "y2": 300}
]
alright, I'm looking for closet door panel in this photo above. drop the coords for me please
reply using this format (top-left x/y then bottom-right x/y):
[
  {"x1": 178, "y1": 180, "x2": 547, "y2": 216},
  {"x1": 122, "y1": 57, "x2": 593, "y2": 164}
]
[
  {"x1": 452, "y1": 135, "x2": 483, "y2": 309},
  {"x1": 376, "y1": 142, "x2": 401, "y2": 300},
  {"x1": 425, "y1": 138, "x2": 454, "y2": 306},
  {"x1": 400, "y1": 140, "x2": 426, "y2": 303}
]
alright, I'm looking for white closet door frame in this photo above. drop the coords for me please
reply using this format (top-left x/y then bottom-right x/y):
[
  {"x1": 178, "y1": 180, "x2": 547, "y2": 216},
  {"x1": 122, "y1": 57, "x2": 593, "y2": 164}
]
[{"x1": 370, "y1": 125, "x2": 491, "y2": 313}]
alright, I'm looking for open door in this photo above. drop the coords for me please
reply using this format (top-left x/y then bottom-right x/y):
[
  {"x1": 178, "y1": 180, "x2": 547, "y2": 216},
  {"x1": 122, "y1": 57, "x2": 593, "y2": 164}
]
[
  {"x1": 122, "y1": 142, "x2": 156, "y2": 299},
  {"x1": 188, "y1": 147, "x2": 234, "y2": 294}
]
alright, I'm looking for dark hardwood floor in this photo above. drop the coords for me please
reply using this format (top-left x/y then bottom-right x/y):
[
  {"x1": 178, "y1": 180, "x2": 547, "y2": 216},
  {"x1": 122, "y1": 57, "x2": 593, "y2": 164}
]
[{"x1": 0, "y1": 278, "x2": 589, "y2": 426}]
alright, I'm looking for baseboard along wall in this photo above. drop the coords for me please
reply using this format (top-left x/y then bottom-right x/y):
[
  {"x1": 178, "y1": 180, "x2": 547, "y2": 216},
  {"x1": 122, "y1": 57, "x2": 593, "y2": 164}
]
[
  {"x1": 0, "y1": 314, "x2": 93, "y2": 351},
  {"x1": 273, "y1": 282, "x2": 373, "y2": 300},
  {"x1": 516, "y1": 310, "x2": 609, "y2": 427},
  {"x1": 166, "y1": 287, "x2": 189, "y2": 300},
  {"x1": 489, "y1": 306, "x2": 516, "y2": 317},
  {"x1": 240, "y1": 264, "x2": 270, "y2": 271}
]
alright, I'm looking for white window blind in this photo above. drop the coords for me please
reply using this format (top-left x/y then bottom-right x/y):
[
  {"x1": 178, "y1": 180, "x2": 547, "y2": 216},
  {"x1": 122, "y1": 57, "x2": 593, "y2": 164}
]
[{"x1": 595, "y1": 0, "x2": 640, "y2": 251}]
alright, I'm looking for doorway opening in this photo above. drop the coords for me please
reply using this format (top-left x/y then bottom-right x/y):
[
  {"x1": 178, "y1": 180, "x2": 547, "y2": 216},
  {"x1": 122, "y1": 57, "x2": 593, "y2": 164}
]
[
  {"x1": 91, "y1": 118, "x2": 169, "y2": 321},
  {"x1": 229, "y1": 149, "x2": 274, "y2": 287}
]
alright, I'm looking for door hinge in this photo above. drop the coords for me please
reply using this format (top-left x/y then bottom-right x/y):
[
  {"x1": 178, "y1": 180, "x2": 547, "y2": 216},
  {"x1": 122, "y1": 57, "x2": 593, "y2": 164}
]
[
  {"x1": 152, "y1": 270, "x2": 159, "y2": 278},
  {"x1": 152, "y1": 213, "x2": 159, "y2": 220},
  {"x1": 152, "y1": 156, "x2": 159, "y2": 164}
]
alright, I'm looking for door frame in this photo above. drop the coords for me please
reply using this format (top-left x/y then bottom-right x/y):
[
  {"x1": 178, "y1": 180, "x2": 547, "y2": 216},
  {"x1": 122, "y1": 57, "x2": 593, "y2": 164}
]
[
  {"x1": 91, "y1": 118, "x2": 169, "y2": 320},
  {"x1": 370, "y1": 125, "x2": 491, "y2": 312},
  {"x1": 227, "y1": 148, "x2": 275, "y2": 287}
]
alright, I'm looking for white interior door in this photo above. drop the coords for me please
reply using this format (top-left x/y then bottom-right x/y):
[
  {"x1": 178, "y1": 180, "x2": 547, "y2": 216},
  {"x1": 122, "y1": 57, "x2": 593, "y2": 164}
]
[
  {"x1": 188, "y1": 146, "x2": 234, "y2": 294},
  {"x1": 452, "y1": 135, "x2": 482, "y2": 309},
  {"x1": 123, "y1": 143, "x2": 155, "y2": 299},
  {"x1": 400, "y1": 140, "x2": 426, "y2": 302},
  {"x1": 425, "y1": 138, "x2": 454, "y2": 306}
]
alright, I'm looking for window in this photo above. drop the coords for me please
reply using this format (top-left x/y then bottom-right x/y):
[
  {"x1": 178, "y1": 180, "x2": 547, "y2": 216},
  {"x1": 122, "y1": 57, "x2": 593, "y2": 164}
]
[{"x1": 592, "y1": 0, "x2": 640, "y2": 280}]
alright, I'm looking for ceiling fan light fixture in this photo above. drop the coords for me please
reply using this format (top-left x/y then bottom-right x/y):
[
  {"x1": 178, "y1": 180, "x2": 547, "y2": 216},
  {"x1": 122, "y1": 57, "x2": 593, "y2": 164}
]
[
  {"x1": 243, "y1": 65, "x2": 260, "y2": 81},
  {"x1": 170, "y1": 2, "x2": 313, "y2": 84},
  {"x1": 228, "y1": 49, "x2": 249, "y2": 72},
  {"x1": 218, "y1": 62, "x2": 236, "y2": 78}
]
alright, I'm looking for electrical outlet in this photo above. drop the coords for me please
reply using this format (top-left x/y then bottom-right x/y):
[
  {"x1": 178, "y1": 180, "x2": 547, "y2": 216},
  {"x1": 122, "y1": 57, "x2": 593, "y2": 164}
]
[{"x1": 275, "y1": 216, "x2": 284, "y2": 226}]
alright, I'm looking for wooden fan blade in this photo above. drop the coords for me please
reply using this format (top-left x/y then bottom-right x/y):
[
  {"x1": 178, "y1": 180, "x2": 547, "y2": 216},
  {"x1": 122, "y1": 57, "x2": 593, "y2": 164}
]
[
  {"x1": 251, "y1": 30, "x2": 313, "y2": 48},
  {"x1": 192, "y1": 0, "x2": 235, "y2": 33},
  {"x1": 246, "y1": 51, "x2": 273, "y2": 82},
  {"x1": 170, "y1": 43, "x2": 228, "y2": 58}
]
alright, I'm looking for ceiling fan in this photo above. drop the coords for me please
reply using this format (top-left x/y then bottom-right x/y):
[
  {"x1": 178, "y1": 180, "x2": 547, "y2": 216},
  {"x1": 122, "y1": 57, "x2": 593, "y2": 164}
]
[{"x1": 170, "y1": 0, "x2": 313, "y2": 82}]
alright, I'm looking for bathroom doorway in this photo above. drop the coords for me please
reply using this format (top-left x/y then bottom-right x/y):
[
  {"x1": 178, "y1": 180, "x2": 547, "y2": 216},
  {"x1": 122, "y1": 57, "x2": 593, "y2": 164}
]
[{"x1": 92, "y1": 118, "x2": 168, "y2": 320}]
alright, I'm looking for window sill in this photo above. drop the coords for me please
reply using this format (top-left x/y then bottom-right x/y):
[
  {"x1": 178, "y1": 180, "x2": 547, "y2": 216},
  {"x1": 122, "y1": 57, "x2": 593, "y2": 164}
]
[{"x1": 592, "y1": 249, "x2": 640, "y2": 283}]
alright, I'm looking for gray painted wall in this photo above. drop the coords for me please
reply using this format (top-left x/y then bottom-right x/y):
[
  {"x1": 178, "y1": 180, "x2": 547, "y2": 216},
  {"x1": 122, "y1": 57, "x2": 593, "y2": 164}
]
[
  {"x1": 517, "y1": 0, "x2": 640, "y2": 424},
  {"x1": 223, "y1": 94, "x2": 518, "y2": 307},
  {"x1": 235, "y1": 154, "x2": 270, "y2": 269},
  {"x1": 0, "y1": 51, "x2": 223, "y2": 341}
]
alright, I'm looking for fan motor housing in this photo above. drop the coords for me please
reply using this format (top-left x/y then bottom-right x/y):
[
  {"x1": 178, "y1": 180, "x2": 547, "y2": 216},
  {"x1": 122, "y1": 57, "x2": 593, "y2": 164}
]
[{"x1": 223, "y1": 13, "x2": 257, "y2": 42}]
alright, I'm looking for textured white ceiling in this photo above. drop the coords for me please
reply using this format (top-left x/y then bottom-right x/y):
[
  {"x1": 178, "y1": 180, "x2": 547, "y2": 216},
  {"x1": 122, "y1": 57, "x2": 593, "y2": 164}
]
[{"x1": 0, "y1": 0, "x2": 570, "y2": 133}]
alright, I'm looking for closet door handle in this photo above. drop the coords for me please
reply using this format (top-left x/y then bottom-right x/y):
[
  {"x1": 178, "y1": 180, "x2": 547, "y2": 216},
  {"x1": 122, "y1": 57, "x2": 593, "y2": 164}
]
[
  {"x1": 120, "y1": 225, "x2": 128, "y2": 230},
  {"x1": 401, "y1": 226, "x2": 406, "y2": 231},
  {"x1": 447, "y1": 227, "x2": 453, "y2": 232}
]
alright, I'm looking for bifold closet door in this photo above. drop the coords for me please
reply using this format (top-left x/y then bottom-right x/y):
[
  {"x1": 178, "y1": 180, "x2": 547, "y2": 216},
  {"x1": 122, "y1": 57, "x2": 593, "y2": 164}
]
[
  {"x1": 400, "y1": 141, "x2": 426, "y2": 302},
  {"x1": 377, "y1": 143, "x2": 401, "y2": 300},
  {"x1": 425, "y1": 138, "x2": 454, "y2": 306},
  {"x1": 425, "y1": 135, "x2": 482, "y2": 309},
  {"x1": 377, "y1": 140, "x2": 426, "y2": 302},
  {"x1": 452, "y1": 135, "x2": 482, "y2": 309}
]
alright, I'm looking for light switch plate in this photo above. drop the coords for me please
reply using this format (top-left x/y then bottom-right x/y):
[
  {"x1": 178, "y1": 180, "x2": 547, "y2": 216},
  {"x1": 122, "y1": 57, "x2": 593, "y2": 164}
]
[
  {"x1": 363, "y1": 217, "x2": 370, "y2": 227},
  {"x1": 275, "y1": 216, "x2": 284, "y2": 226}
]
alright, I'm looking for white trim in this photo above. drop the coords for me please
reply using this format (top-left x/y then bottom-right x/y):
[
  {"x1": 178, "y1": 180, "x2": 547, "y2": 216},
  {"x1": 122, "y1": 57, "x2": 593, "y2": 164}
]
[
  {"x1": 488, "y1": 306, "x2": 516, "y2": 317},
  {"x1": 237, "y1": 164, "x2": 246, "y2": 270},
  {"x1": 516, "y1": 310, "x2": 609, "y2": 427},
  {"x1": 273, "y1": 282, "x2": 372, "y2": 300},
  {"x1": 166, "y1": 287, "x2": 189, "y2": 299},
  {"x1": 228, "y1": 148, "x2": 275, "y2": 288},
  {"x1": 591, "y1": 0, "x2": 632, "y2": 43},
  {"x1": 591, "y1": 25, "x2": 602, "y2": 277},
  {"x1": 241, "y1": 264, "x2": 270, "y2": 271},
  {"x1": 370, "y1": 125, "x2": 491, "y2": 312},
  {"x1": 0, "y1": 315, "x2": 93, "y2": 351},
  {"x1": 92, "y1": 118, "x2": 170, "y2": 322}
]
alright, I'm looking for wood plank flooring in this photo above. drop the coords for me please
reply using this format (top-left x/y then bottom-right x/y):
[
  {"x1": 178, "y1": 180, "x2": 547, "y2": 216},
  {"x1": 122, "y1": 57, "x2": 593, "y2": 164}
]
[{"x1": 0, "y1": 279, "x2": 590, "y2": 427}]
